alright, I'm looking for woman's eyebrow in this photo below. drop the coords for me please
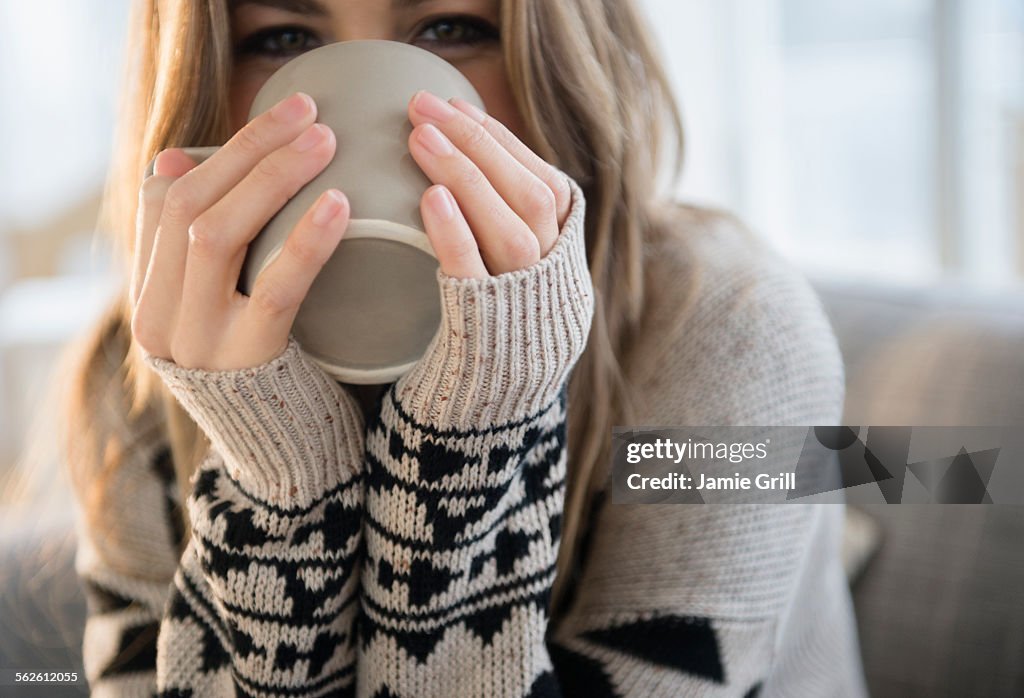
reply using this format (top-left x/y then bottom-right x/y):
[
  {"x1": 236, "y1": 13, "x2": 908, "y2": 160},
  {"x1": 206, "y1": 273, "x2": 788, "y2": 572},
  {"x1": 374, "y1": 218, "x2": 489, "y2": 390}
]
[
  {"x1": 229, "y1": 0, "x2": 330, "y2": 16},
  {"x1": 392, "y1": 0, "x2": 439, "y2": 8},
  {"x1": 229, "y1": 0, "x2": 438, "y2": 15}
]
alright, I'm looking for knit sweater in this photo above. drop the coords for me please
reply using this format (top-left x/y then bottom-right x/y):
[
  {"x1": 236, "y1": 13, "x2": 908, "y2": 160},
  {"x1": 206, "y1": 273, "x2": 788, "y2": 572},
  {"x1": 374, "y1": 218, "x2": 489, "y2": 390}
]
[{"x1": 73, "y1": 176, "x2": 867, "y2": 697}]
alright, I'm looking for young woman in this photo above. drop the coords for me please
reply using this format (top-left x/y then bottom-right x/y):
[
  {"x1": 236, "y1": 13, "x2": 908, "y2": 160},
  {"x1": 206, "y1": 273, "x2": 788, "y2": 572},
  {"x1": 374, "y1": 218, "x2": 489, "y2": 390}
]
[{"x1": 62, "y1": 0, "x2": 866, "y2": 695}]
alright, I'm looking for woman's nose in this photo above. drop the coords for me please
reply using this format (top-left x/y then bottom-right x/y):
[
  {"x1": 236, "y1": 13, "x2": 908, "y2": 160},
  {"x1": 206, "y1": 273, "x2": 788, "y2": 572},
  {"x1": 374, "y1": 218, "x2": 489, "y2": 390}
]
[{"x1": 326, "y1": 8, "x2": 397, "y2": 44}]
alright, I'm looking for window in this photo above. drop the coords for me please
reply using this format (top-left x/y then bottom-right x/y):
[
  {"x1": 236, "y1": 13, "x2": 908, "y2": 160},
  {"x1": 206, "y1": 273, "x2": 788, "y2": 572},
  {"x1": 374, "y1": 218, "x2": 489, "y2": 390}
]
[{"x1": 644, "y1": 0, "x2": 1024, "y2": 287}]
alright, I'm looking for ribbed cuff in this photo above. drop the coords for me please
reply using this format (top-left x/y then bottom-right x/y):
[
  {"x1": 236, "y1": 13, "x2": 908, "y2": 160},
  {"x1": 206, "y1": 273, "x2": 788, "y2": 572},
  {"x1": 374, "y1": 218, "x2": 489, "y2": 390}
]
[
  {"x1": 394, "y1": 175, "x2": 594, "y2": 430},
  {"x1": 143, "y1": 336, "x2": 364, "y2": 507}
]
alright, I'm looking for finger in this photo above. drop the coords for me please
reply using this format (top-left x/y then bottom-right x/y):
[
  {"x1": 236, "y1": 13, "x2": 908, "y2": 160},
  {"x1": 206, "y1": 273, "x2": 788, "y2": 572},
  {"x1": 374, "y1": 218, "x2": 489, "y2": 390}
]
[
  {"x1": 132, "y1": 150, "x2": 198, "y2": 306},
  {"x1": 408, "y1": 123, "x2": 539, "y2": 275},
  {"x1": 132, "y1": 158, "x2": 202, "y2": 357},
  {"x1": 179, "y1": 123, "x2": 336, "y2": 333},
  {"x1": 241, "y1": 189, "x2": 350, "y2": 353},
  {"x1": 154, "y1": 148, "x2": 199, "y2": 178},
  {"x1": 133, "y1": 177, "x2": 174, "y2": 308},
  {"x1": 141, "y1": 93, "x2": 317, "y2": 355},
  {"x1": 450, "y1": 97, "x2": 572, "y2": 228},
  {"x1": 409, "y1": 91, "x2": 559, "y2": 255},
  {"x1": 157, "y1": 92, "x2": 317, "y2": 237},
  {"x1": 421, "y1": 185, "x2": 488, "y2": 280}
]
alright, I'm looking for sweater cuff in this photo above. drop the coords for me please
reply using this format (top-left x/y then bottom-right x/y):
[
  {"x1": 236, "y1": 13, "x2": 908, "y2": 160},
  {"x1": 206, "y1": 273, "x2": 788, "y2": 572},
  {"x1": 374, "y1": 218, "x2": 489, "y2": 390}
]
[
  {"x1": 143, "y1": 335, "x2": 364, "y2": 507},
  {"x1": 394, "y1": 174, "x2": 594, "y2": 430}
]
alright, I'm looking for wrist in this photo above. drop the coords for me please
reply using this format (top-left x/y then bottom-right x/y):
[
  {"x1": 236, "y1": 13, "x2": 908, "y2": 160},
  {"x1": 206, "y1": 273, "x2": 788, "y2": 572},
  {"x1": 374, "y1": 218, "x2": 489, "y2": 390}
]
[
  {"x1": 395, "y1": 176, "x2": 594, "y2": 430},
  {"x1": 144, "y1": 335, "x2": 364, "y2": 506}
]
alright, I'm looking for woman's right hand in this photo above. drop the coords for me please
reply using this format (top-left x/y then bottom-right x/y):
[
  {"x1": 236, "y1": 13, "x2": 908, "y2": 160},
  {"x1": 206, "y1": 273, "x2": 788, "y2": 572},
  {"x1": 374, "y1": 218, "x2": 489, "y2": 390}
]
[{"x1": 130, "y1": 91, "x2": 350, "y2": 371}]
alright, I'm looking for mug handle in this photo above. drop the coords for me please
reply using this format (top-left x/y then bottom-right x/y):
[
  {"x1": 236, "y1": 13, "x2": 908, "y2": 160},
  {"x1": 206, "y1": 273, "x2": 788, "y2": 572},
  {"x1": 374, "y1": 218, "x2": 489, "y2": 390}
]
[{"x1": 142, "y1": 145, "x2": 221, "y2": 179}]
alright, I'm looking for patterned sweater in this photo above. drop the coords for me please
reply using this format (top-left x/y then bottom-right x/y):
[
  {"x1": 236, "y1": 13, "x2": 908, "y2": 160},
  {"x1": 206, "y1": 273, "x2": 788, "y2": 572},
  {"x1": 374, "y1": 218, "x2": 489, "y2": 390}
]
[{"x1": 73, "y1": 177, "x2": 867, "y2": 697}]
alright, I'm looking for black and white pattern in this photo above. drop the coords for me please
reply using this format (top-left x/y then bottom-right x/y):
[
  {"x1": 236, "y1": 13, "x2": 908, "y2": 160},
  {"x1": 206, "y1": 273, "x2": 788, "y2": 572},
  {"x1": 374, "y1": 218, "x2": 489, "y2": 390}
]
[
  {"x1": 357, "y1": 385, "x2": 568, "y2": 697},
  {"x1": 156, "y1": 449, "x2": 363, "y2": 697}
]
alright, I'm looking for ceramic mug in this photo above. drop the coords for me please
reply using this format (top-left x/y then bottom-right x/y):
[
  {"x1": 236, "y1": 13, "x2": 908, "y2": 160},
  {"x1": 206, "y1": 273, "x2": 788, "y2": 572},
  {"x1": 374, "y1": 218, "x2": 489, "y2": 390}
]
[{"x1": 145, "y1": 40, "x2": 486, "y2": 384}]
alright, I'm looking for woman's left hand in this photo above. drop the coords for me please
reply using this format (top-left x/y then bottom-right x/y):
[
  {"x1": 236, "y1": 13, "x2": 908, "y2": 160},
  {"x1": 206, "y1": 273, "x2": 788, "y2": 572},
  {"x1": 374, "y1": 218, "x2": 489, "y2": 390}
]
[{"x1": 406, "y1": 90, "x2": 573, "y2": 279}]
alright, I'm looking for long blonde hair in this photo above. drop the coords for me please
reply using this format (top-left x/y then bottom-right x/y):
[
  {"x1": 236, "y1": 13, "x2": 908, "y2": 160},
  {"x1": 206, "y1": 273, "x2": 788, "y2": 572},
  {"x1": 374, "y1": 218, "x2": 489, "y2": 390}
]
[{"x1": 60, "y1": 0, "x2": 685, "y2": 610}]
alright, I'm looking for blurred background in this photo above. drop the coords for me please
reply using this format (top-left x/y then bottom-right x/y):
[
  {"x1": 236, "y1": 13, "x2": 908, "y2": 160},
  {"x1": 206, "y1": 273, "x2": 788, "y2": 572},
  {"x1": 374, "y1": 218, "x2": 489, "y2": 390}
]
[
  {"x1": 0, "y1": 1, "x2": 1022, "y2": 696},
  {"x1": 0, "y1": 0, "x2": 1022, "y2": 494}
]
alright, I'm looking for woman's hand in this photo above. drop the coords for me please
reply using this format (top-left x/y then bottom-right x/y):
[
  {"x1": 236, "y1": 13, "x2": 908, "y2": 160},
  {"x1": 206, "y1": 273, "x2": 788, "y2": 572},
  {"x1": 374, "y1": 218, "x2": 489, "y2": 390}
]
[
  {"x1": 386, "y1": 90, "x2": 592, "y2": 431},
  {"x1": 406, "y1": 90, "x2": 573, "y2": 279},
  {"x1": 130, "y1": 92, "x2": 350, "y2": 370}
]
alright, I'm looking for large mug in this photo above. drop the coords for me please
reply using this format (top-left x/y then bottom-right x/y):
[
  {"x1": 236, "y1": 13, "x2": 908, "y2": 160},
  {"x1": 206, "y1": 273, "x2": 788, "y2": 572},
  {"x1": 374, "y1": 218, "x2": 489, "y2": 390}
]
[{"x1": 145, "y1": 40, "x2": 486, "y2": 384}]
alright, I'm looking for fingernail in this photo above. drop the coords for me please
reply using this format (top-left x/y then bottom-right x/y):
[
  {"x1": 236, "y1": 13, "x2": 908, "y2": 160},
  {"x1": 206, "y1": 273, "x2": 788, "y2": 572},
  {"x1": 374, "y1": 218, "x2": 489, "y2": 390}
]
[
  {"x1": 412, "y1": 90, "x2": 457, "y2": 123},
  {"x1": 153, "y1": 148, "x2": 194, "y2": 177},
  {"x1": 428, "y1": 186, "x2": 455, "y2": 221},
  {"x1": 451, "y1": 98, "x2": 487, "y2": 124},
  {"x1": 313, "y1": 190, "x2": 345, "y2": 226},
  {"x1": 418, "y1": 124, "x2": 454, "y2": 157},
  {"x1": 292, "y1": 123, "x2": 330, "y2": 152},
  {"x1": 271, "y1": 92, "x2": 314, "y2": 123}
]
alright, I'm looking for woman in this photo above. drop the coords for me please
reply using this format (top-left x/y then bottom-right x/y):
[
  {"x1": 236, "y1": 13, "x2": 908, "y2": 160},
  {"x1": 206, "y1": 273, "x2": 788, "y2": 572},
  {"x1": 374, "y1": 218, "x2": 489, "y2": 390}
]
[{"x1": 63, "y1": 0, "x2": 866, "y2": 695}]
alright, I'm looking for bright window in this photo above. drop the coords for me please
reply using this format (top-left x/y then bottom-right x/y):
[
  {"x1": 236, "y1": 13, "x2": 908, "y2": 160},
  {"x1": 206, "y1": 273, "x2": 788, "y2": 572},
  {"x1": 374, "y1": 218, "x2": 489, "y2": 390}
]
[{"x1": 644, "y1": 0, "x2": 1024, "y2": 287}]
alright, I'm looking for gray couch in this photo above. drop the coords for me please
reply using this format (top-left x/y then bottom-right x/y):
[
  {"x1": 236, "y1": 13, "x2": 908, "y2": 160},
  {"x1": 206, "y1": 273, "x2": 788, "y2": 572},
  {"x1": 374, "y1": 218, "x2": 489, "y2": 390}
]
[
  {"x1": 2, "y1": 277, "x2": 1023, "y2": 697},
  {"x1": 814, "y1": 277, "x2": 1024, "y2": 698}
]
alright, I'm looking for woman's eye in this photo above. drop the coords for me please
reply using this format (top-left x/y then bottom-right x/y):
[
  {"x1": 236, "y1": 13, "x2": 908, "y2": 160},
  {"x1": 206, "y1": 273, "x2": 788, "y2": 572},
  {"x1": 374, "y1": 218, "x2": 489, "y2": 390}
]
[
  {"x1": 235, "y1": 26, "x2": 323, "y2": 58},
  {"x1": 413, "y1": 16, "x2": 499, "y2": 48}
]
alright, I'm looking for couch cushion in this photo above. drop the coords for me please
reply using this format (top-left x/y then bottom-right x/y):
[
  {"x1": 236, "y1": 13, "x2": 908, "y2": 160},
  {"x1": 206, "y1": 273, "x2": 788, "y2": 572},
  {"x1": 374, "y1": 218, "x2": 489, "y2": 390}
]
[{"x1": 812, "y1": 277, "x2": 1024, "y2": 698}]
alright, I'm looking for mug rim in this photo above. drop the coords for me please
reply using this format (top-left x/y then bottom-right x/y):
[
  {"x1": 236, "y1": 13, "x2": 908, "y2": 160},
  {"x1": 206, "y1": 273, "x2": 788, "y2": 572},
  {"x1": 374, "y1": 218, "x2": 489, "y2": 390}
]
[{"x1": 246, "y1": 38, "x2": 484, "y2": 121}]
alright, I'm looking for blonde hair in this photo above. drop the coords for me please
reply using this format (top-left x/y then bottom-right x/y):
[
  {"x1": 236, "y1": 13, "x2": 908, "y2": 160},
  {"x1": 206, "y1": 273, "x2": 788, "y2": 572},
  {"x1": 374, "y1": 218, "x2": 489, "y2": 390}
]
[{"x1": 60, "y1": 0, "x2": 685, "y2": 610}]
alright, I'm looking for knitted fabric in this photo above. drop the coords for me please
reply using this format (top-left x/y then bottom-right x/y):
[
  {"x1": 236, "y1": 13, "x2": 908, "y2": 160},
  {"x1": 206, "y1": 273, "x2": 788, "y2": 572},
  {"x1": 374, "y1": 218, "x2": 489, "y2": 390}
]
[{"x1": 73, "y1": 177, "x2": 866, "y2": 696}]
